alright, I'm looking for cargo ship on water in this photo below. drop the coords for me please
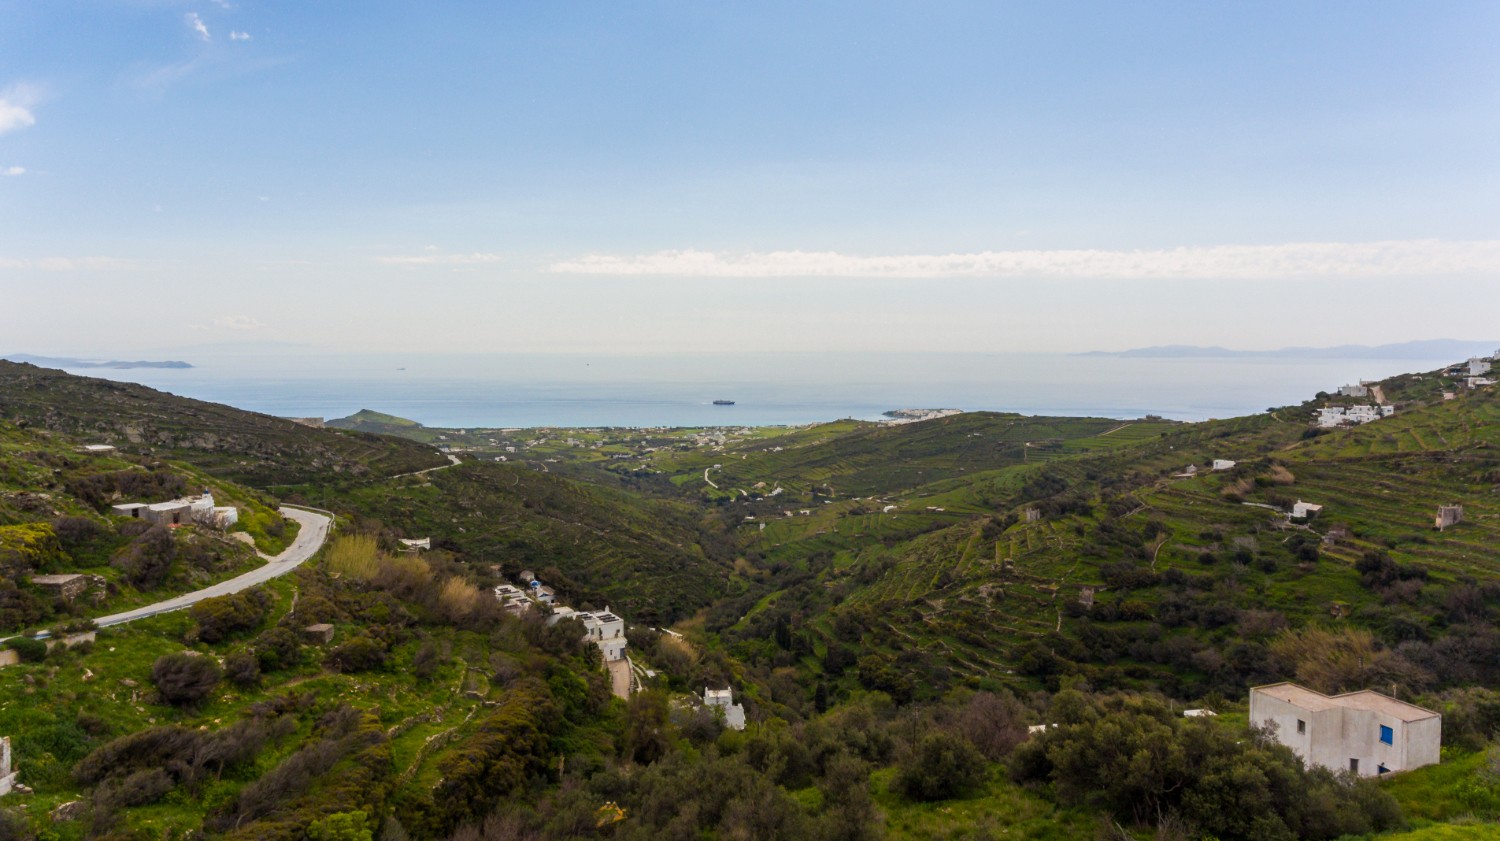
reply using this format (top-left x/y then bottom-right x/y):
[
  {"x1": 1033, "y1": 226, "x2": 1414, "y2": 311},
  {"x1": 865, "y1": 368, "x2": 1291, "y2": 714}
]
[{"x1": 712, "y1": 399, "x2": 735, "y2": 405}]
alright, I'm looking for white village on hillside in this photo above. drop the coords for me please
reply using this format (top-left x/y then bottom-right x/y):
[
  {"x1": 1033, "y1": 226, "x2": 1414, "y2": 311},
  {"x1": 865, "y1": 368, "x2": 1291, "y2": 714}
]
[{"x1": 490, "y1": 571, "x2": 746, "y2": 727}]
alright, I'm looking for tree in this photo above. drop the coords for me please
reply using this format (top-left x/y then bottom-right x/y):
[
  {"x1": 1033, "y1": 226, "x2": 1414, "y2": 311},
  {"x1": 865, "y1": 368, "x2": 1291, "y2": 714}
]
[
  {"x1": 894, "y1": 731, "x2": 987, "y2": 801},
  {"x1": 150, "y1": 652, "x2": 222, "y2": 706},
  {"x1": 624, "y1": 690, "x2": 671, "y2": 765}
]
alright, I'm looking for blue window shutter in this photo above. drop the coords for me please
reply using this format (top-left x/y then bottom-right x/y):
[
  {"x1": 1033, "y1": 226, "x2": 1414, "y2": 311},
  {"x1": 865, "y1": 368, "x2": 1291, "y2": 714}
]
[{"x1": 1379, "y1": 725, "x2": 1393, "y2": 745}]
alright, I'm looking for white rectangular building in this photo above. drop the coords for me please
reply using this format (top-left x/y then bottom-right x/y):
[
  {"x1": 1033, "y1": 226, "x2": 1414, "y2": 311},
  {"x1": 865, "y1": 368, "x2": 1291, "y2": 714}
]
[
  {"x1": 577, "y1": 609, "x2": 627, "y2": 661},
  {"x1": 1250, "y1": 682, "x2": 1440, "y2": 776}
]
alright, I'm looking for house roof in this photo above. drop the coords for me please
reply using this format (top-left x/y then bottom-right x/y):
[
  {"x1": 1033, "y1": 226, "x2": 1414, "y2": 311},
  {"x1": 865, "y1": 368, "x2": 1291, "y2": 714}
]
[{"x1": 1253, "y1": 682, "x2": 1439, "y2": 722}]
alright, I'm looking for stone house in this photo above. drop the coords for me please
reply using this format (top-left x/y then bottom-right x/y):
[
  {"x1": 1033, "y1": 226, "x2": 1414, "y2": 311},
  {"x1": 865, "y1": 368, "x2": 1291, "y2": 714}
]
[{"x1": 1435, "y1": 505, "x2": 1464, "y2": 530}]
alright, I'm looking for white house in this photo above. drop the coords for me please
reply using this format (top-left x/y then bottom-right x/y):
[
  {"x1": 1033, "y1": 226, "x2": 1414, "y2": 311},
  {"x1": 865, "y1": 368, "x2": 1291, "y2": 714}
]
[
  {"x1": 1338, "y1": 384, "x2": 1369, "y2": 398},
  {"x1": 1317, "y1": 408, "x2": 1347, "y2": 428},
  {"x1": 493, "y1": 583, "x2": 532, "y2": 616},
  {"x1": 704, "y1": 687, "x2": 747, "y2": 730},
  {"x1": 577, "y1": 609, "x2": 627, "y2": 661},
  {"x1": 1212, "y1": 459, "x2": 1237, "y2": 471},
  {"x1": 112, "y1": 492, "x2": 237, "y2": 529},
  {"x1": 1250, "y1": 682, "x2": 1440, "y2": 777},
  {"x1": 1290, "y1": 500, "x2": 1323, "y2": 519},
  {"x1": 1470, "y1": 358, "x2": 1492, "y2": 376}
]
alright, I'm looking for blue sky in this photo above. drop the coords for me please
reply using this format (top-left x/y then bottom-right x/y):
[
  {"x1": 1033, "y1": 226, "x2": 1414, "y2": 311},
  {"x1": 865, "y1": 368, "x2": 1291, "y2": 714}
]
[{"x1": 2, "y1": 1, "x2": 1498, "y2": 354}]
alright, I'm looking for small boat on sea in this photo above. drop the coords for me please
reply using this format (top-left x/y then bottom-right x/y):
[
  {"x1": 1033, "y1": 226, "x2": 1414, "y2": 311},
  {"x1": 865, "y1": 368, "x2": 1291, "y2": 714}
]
[{"x1": 713, "y1": 400, "x2": 736, "y2": 406}]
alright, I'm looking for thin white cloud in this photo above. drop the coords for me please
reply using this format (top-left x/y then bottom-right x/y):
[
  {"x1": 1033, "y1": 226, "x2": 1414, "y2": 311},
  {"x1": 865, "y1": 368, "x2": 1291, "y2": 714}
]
[
  {"x1": 0, "y1": 256, "x2": 136, "y2": 271},
  {"x1": 212, "y1": 315, "x2": 262, "y2": 330},
  {"x1": 230, "y1": 31, "x2": 252, "y2": 41},
  {"x1": 378, "y1": 252, "x2": 505, "y2": 265},
  {"x1": 548, "y1": 240, "x2": 1500, "y2": 280},
  {"x1": 0, "y1": 84, "x2": 39, "y2": 135},
  {"x1": 2, "y1": 166, "x2": 24, "y2": 176},
  {"x1": 186, "y1": 12, "x2": 211, "y2": 41}
]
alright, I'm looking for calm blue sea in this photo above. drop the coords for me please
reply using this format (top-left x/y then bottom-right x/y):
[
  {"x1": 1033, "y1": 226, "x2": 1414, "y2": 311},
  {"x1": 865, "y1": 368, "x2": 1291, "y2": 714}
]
[{"x1": 62, "y1": 352, "x2": 1450, "y2": 428}]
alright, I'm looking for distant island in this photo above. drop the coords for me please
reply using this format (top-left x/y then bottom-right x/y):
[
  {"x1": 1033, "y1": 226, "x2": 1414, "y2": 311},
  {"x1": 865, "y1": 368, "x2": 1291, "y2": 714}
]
[
  {"x1": 1082, "y1": 338, "x2": 1498, "y2": 360},
  {"x1": 1, "y1": 353, "x2": 193, "y2": 370}
]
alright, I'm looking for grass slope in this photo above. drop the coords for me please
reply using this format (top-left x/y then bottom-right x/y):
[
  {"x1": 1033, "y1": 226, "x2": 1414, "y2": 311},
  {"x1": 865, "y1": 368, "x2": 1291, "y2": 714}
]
[{"x1": 0, "y1": 362, "x2": 446, "y2": 487}]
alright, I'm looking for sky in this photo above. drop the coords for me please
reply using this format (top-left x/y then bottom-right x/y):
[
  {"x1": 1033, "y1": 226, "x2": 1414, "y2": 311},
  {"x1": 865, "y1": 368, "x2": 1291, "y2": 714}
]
[{"x1": 2, "y1": 1, "x2": 1498, "y2": 356}]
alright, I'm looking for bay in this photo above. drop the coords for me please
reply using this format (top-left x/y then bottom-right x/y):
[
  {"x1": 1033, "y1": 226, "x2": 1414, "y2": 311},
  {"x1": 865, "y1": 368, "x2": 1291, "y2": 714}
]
[{"x1": 58, "y1": 352, "x2": 1451, "y2": 428}]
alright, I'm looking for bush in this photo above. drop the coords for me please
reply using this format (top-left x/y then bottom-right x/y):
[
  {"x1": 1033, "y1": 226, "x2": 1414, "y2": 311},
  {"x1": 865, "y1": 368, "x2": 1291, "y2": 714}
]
[
  {"x1": 225, "y1": 651, "x2": 261, "y2": 687},
  {"x1": 101, "y1": 767, "x2": 175, "y2": 808},
  {"x1": 112, "y1": 524, "x2": 176, "y2": 588},
  {"x1": 894, "y1": 731, "x2": 988, "y2": 801},
  {"x1": 6, "y1": 636, "x2": 47, "y2": 664},
  {"x1": 324, "y1": 636, "x2": 386, "y2": 673},
  {"x1": 151, "y1": 652, "x2": 222, "y2": 706},
  {"x1": 192, "y1": 590, "x2": 272, "y2": 643},
  {"x1": 253, "y1": 627, "x2": 303, "y2": 672}
]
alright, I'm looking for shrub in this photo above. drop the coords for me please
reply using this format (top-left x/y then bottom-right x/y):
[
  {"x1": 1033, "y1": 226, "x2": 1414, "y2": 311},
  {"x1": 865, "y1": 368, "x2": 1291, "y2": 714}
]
[
  {"x1": 324, "y1": 636, "x2": 386, "y2": 673},
  {"x1": 225, "y1": 651, "x2": 261, "y2": 687},
  {"x1": 325, "y1": 535, "x2": 380, "y2": 581},
  {"x1": 112, "y1": 524, "x2": 176, "y2": 588},
  {"x1": 6, "y1": 636, "x2": 47, "y2": 664},
  {"x1": 253, "y1": 627, "x2": 303, "y2": 672},
  {"x1": 151, "y1": 652, "x2": 222, "y2": 705},
  {"x1": 101, "y1": 767, "x2": 175, "y2": 808},
  {"x1": 307, "y1": 810, "x2": 374, "y2": 841},
  {"x1": 192, "y1": 590, "x2": 272, "y2": 643}
]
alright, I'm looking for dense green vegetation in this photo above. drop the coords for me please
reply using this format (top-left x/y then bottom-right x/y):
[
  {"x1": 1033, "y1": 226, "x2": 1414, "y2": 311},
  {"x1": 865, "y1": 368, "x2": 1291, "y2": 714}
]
[{"x1": 0, "y1": 361, "x2": 1497, "y2": 838}]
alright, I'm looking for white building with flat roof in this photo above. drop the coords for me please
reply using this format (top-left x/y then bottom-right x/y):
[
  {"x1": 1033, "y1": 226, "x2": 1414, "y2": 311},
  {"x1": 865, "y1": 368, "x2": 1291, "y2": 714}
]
[
  {"x1": 1290, "y1": 500, "x2": 1323, "y2": 519},
  {"x1": 577, "y1": 609, "x2": 627, "y2": 661},
  {"x1": 1250, "y1": 682, "x2": 1440, "y2": 777},
  {"x1": 704, "y1": 687, "x2": 747, "y2": 730}
]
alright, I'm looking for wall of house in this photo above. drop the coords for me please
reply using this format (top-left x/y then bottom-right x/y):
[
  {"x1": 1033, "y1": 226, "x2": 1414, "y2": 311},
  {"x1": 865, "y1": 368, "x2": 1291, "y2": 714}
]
[{"x1": 1405, "y1": 716, "x2": 1442, "y2": 770}]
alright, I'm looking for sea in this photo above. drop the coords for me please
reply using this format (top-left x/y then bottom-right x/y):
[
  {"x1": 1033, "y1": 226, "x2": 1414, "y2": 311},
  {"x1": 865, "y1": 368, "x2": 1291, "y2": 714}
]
[{"x1": 58, "y1": 352, "x2": 1454, "y2": 429}]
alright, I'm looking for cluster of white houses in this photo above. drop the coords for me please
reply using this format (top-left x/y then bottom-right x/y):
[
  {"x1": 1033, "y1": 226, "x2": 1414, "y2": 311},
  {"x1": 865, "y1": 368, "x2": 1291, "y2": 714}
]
[
  {"x1": 1250, "y1": 683, "x2": 1440, "y2": 777},
  {"x1": 111, "y1": 491, "x2": 238, "y2": 529},
  {"x1": 1317, "y1": 404, "x2": 1396, "y2": 428},
  {"x1": 493, "y1": 573, "x2": 628, "y2": 663}
]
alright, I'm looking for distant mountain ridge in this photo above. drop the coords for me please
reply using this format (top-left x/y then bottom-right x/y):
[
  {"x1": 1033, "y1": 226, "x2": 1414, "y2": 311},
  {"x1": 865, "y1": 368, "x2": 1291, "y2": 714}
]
[
  {"x1": 0, "y1": 361, "x2": 447, "y2": 486},
  {"x1": 1, "y1": 353, "x2": 192, "y2": 369},
  {"x1": 1082, "y1": 338, "x2": 1498, "y2": 360}
]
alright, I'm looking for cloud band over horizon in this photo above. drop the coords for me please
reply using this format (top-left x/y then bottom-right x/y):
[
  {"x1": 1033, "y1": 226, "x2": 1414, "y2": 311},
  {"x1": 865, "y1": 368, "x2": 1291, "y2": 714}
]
[{"x1": 547, "y1": 240, "x2": 1500, "y2": 279}]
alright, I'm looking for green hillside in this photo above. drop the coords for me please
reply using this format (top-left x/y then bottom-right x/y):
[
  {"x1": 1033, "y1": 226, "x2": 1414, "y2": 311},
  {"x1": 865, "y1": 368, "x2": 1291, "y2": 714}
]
[
  {"x1": 0, "y1": 362, "x2": 447, "y2": 486},
  {"x1": 0, "y1": 419, "x2": 307, "y2": 633},
  {"x1": 707, "y1": 380, "x2": 1500, "y2": 709},
  {"x1": 299, "y1": 461, "x2": 740, "y2": 625},
  {"x1": 3, "y1": 363, "x2": 1500, "y2": 840}
]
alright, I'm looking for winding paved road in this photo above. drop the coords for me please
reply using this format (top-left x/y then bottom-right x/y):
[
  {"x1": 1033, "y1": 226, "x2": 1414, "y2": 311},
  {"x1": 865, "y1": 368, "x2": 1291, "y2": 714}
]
[{"x1": 90, "y1": 507, "x2": 332, "y2": 629}]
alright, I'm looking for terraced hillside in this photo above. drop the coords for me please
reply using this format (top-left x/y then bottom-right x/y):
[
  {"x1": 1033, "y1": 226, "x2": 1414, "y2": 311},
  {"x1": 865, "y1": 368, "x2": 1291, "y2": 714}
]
[
  {"x1": 657, "y1": 411, "x2": 1181, "y2": 500},
  {"x1": 302, "y1": 461, "x2": 741, "y2": 625},
  {"x1": 0, "y1": 362, "x2": 447, "y2": 486},
  {"x1": 710, "y1": 376, "x2": 1500, "y2": 711}
]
